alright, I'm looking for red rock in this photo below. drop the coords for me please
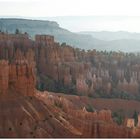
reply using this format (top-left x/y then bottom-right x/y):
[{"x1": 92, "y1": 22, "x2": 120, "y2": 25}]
[
  {"x1": 125, "y1": 118, "x2": 135, "y2": 128},
  {"x1": 76, "y1": 76, "x2": 89, "y2": 95},
  {"x1": 0, "y1": 60, "x2": 9, "y2": 94},
  {"x1": 137, "y1": 115, "x2": 140, "y2": 128},
  {"x1": 0, "y1": 51, "x2": 36, "y2": 97},
  {"x1": 0, "y1": 33, "x2": 140, "y2": 138},
  {"x1": 35, "y1": 35, "x2": 54, "y2": 46}
]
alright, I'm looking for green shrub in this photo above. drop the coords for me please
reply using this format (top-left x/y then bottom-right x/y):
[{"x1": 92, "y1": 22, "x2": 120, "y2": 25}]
[
  {"x1": 54, "y1": 101, "x2": 63, "y2": 108},
  {"x1": 86, "y1": 104, "x2": 95, "y2": 112},
  {"x1": 133, "y1": 110, "x2": 138, "y2": 126},
  {"x1": 112, "y1": 112, "x2": 124, "y2": 125}
]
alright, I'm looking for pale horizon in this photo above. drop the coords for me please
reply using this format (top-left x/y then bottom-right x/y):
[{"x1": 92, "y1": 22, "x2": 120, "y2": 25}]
[{"x1": 1, "y1": 0, "x2": 140, "y2": 32}]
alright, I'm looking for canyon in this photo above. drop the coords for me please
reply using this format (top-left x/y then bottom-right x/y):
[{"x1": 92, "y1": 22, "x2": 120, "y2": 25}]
[
  {"x1": 0, "y1": 32, "x2": 140, "y2": 137},
  {"x1": 0, "y1": 32, "x2": 140, "y2": 100}
]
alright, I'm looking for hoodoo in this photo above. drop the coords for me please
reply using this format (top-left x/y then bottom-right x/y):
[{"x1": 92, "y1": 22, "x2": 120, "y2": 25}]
[{"x1": 0, "y1": 32, "x2": 140, "y2": 138}]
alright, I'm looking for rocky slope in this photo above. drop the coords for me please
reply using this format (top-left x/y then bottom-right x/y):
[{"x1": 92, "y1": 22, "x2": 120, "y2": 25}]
[
  {"x1": 36, "y1": 91, "x2": 140, "y2": 138},
  {"x1": 0, "y1": 33, "x2": 140, "y2": 137},
  {"x1": 56, "y1": 93, "x2": 140, "y2": 117},
  {"x1": 1, "y1": 88, "x2": 140, "y2": 137}
]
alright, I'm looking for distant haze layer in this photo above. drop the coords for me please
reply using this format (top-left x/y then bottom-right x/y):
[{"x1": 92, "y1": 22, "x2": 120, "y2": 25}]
[
  {"x1": 1, "y1": 18, "x2": 140, "y2": 52},
  {"x1": 45, "y1": 16, "x2": 140, "y2": 32}
]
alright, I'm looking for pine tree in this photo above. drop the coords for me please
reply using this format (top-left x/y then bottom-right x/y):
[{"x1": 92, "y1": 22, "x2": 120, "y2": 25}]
[{"x1": 133, "y1": 110, "x2": 138, "y2": 126}]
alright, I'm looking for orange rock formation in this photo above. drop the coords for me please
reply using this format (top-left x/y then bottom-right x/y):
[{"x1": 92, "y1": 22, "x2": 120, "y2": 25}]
[{"x1": 0, "y1": 33, "x2": 140, "y2": 138}]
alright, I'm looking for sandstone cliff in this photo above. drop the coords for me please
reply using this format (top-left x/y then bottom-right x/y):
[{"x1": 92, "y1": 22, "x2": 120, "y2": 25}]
[
  {"x1": 0, "y1": 33, "x2": 140, "y2": 138},
  {"x1": 0, "y1": 59, "x2": 36, "y2": 96},
  {"x1": 1, "y1": 32, "x2": 140, "y2": 99}
]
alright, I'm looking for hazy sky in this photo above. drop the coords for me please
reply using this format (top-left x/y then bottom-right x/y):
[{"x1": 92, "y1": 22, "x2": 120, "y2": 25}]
[
  {"x1": 1, "y1": 0, "x2": 140, "y2": 32},
  {"x1": 46, "y1": 16, "x2": 140, "y2": 32}
]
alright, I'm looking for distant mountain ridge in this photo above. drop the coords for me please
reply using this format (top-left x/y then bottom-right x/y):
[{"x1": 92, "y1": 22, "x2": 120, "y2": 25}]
[
  {"x1": 79, "y1": 31, "x2": 140, "y2": 52},
  {"x1": 79, "y1": 31, "x2": 140, "y2": 41},
  {"x1": 0, "y1": 18, "x2": 105, "y2": 50},
  {"x1": 1, "y1": 18, "x2": 140, "y2": 52}
]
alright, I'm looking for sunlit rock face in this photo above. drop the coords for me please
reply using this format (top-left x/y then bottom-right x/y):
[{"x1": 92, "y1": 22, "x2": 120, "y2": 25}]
[
  {"x1": 125, "y1": 118, "x2": 135, "y2": 128},
  {"x1": 0, "y1": 60, "x2": 9, "y2": 94},
  {"x1": 34, "y1": 91, "x2": 140, "y2": 138},
  {"x1": 9, "y1": 60, "x2": 36, "y2": 96},
  {"x1": 0, "y1": 90, "x2": 138, "y2": 138},
  {"x1": 35, "y1": 34, "x2": 54, "y2": 46},
  {"x1": 34, "y1": 34, "x2": 140, "y2": 97},
  {"x1": 0, "y1": 59, "x2": 36, "y2": 97},
  {"x1": 137, "y1": 115, "x2": 140, "y2": 128},
  {"x1": 1, "y1": 33, "x2": 140, "y2": 98},
  {"x1": 0, "y1": 34, "x2": 36, "y2": 97},
  {"x1": 0, "y1": 33, "x2": 140, "y2": 138}
]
